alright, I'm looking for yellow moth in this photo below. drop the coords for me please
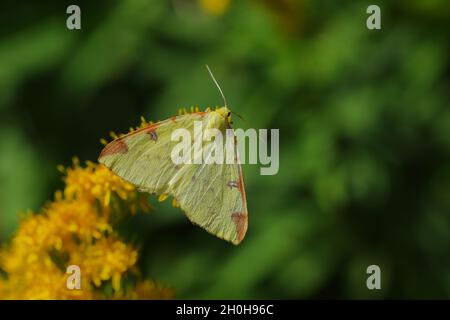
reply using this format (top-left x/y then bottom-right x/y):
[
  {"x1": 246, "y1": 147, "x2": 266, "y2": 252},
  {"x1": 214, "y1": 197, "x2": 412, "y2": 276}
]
[{"x1": 98, "y1": 66, "x2": 248, "y2": 245}]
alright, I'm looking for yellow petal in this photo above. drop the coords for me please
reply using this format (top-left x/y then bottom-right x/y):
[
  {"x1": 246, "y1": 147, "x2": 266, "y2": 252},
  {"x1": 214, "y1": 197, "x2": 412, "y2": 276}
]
[{"x1": 158, "y1": 193, "x2": 169, "y2": 202}]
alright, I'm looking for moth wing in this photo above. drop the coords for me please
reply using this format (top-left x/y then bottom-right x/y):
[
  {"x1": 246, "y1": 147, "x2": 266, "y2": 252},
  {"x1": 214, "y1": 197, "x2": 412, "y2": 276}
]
[
  {"x1": 99, "y1": 112, "x2": 205, "y2": 194},
  {"x1": 99, "y1": 111, "x2": 248, "y2": 245},
  {"x1": 168, "y1": 130, "x2": 248, "y2": 245}
]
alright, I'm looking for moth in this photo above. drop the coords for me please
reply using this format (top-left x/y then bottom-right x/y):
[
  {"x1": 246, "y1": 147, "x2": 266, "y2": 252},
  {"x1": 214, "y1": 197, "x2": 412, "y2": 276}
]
[{"x1": 98, "y1": 66, "x2": 248, "y2": 245}]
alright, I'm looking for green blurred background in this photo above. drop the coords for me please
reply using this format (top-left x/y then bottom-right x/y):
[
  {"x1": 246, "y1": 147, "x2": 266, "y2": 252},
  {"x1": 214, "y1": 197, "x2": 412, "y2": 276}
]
[{"x1": 0, "y1": 0, "x2": 449, "y2": 298}]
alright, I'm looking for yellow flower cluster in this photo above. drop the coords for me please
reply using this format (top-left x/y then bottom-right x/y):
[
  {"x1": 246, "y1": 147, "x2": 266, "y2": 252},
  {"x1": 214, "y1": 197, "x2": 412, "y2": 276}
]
[{"x1": 0, "y1": 159, "x2": 173, "y2": 299}]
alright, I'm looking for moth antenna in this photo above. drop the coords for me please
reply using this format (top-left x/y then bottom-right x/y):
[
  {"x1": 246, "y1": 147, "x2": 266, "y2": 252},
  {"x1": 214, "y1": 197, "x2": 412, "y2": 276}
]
[{"x1": 205, "y1": 64, "x2": 227, "y2": 107}]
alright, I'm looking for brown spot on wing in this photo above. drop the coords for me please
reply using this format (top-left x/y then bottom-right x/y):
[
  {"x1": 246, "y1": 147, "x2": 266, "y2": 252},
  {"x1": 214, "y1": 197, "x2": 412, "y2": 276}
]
[
  {"x1": 99, "y1": 139, "x2": 128, "y2": 159},
  {"x1": 231, "y1": 212, "x2": 248, "y2": 244},
  {"x1": 146, "y1": 129, "x2": 158, "y2": 142},
  {"x1": 227, "y1": 181, "x2": 239, "y2": 189},
  {"x1": 119, "y1": 122, "x2": 161, "y2": 139},
  {"x1": 170, "y1": 116, "x2": 177, "y2": 122}
]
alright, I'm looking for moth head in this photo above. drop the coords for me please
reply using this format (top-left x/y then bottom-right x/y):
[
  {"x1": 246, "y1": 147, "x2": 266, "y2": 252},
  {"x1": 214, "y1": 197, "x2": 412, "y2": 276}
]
[{"x1": 216, "y1": 106, "x2": 232, "y2": 124}]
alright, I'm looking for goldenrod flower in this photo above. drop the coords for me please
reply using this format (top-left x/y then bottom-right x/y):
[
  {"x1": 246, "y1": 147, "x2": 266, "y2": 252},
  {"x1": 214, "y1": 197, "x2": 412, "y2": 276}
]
[
  {"x1": 69, "y1": 237, "x2": 137, "y2": 291},
  {"x1": 63, "y1": 160, "x2": 136, "y2": 207},
  {"x1": 0, "y1": 161, "x2": 171, "y2": 300}
]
